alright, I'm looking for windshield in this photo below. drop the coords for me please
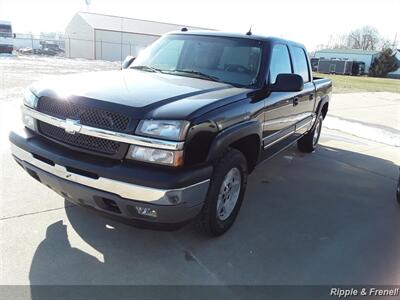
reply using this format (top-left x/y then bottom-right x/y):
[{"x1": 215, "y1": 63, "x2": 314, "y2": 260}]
[
  {"x1": 131, "y1": 34, "x2": 263, "y2": 87},
  {"x1": 0, "y1": 24, "x2": 12, "y2": 38}
]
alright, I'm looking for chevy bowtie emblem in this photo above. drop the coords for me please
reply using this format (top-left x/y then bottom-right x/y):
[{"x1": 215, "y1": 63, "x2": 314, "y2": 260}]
[{"x1": 64, "y1": 119, "x2": 82, "y2": 135}]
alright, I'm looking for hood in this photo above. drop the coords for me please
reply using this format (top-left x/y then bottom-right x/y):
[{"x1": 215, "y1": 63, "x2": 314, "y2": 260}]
[{"x1": 30, "y1": 69, "x2": 251, "y2": 120}]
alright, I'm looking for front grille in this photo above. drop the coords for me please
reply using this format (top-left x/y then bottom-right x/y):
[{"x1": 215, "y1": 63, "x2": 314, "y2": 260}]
[
  {"x1": 39, "y1": 122, "x2": 121, "y2": 155},
  {"x1": 37, "y1": 96, "x2": 130, "y2": 132},
  {"x1": 36, "y1": 97, "x2": 131, "y2": 156}
]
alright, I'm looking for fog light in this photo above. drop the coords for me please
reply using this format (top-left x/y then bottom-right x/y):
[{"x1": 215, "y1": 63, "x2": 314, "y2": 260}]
[
  {"x1": 135, "y1": 206, "x2": 158, "y2": 218},
  {"x1": 167, "y1": 195, "x2": 180, "y2": 204},
  {"x1": 22, "y1": 113, "x2": 35, "y2": 131}
]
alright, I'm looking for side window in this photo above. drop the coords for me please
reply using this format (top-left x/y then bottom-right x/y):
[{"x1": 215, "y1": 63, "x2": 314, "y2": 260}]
[
  {"x1": 292, "y1": 47, "x2": 310, "y2": 82},
  {"x1": 269, "y1": 44, "x2": 292, "y2": 84}
]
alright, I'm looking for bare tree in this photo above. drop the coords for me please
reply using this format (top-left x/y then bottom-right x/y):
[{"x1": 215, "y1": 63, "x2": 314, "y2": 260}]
[
  {"x1": 318, "y1": 26, "x2": 396, "y2": 51},
  {"x1": 346, "y1": 26, "x2": 380, "y2": 50},
  {"x1": 323, "y1": 34, "x2": 348, "y2": 49},
  {"x1": 380, "y1": 38, "x2": 395, "y2": 50}
]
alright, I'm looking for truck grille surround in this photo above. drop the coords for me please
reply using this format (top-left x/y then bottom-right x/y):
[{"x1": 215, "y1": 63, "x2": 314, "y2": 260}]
[{"x1": 37, "y1": 97, "x2": 131, "y2": 156}]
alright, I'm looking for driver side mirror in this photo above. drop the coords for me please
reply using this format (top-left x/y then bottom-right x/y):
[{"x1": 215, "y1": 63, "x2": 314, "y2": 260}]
[
  {"x1": 121, "y1": 56, "x2": 135, "y2": 69},
  {"x1": 13, "y1": 33, "x2": 16, "y2": 39},
  {"x1": 270, "y1": 73, "x2": 304, "y2": 92}
]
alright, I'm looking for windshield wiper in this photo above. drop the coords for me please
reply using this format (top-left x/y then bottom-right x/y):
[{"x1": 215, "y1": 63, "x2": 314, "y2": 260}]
[
  {"x1": 130, "y1": 65, "x2": 162, "y2": 73},
  {"x1": 168, "y1": 69, "x2": 221, "y2": 82}
]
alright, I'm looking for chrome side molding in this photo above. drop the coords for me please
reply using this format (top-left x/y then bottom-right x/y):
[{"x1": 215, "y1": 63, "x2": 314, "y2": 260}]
[
  {"x1": 263, "y1": 116, "x2": 314, "y2": 149},
  {"x1": 264, "y1": 129, "x2": 295, "y2": 149}
]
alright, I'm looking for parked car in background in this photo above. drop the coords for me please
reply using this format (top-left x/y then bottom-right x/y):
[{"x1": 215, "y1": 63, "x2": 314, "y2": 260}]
[
  {"x1": 36, "y1": 41, "x2": 64, "y2": 56},
  {"x1": 18, "y1": 47, "x2": 34, "y2": 55},
  {"x1": 18, "y1": 41, "x2": 65, "y2": 56},
  {"x1": 10, "y1": 30, "x2": 332, "y2": 236},
  {"x1": 0, "y1": 20, "x2": 15, "y2": 54}
]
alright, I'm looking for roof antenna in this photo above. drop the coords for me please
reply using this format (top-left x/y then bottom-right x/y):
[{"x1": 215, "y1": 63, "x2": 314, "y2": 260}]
[
  {"x1": 181, "y1": 27, "x2": 188, "y2": 32},
  {"x1": 246, "y1": 25, "x2": 252, "y2": 36}
]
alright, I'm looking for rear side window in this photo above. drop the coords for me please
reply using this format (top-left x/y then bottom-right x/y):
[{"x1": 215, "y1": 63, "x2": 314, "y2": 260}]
[
  {"x1": 292, "y1": 47, "x2": 310, "y2": 82},
  {"x1": 269, "y1": 44, "x2": 292, "y2": 84}
]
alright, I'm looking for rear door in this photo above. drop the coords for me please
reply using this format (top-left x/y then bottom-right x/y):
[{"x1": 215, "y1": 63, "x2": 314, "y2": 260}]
[
  {"x1": 289, "y1": 45, "x2": 315, "y2": 135},
  {"x1": 262, "y1": 43, "x2": 298, "y2": 149}
]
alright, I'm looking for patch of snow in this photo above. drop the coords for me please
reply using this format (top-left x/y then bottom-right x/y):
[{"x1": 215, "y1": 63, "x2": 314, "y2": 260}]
[{"x1": 324, "y1": 116, "x2": 400, "y2": 147}]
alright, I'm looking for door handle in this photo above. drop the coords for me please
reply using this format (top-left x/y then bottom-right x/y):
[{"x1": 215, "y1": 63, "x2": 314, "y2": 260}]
[
  {"x1": 293, "y1": 97, "x2": 299, "y2": 106},
  {"x1": 309, "y1": 94, "x2": 314, "y2": 100}
]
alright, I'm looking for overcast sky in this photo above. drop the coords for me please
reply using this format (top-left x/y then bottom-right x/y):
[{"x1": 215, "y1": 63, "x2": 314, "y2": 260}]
[{"x1": 0, "y1": 0, "x2": 399, "y2": 50}]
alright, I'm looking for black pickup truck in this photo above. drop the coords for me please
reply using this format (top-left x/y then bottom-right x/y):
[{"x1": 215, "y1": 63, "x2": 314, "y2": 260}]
[{"x1": 10, "y1": 30, "x2": 332, "y2": 236}]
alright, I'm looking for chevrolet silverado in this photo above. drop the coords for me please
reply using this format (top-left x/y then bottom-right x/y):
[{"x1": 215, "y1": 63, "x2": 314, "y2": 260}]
[{"x1": 10, "y1": 30, "x2": 332, "y2": 236}]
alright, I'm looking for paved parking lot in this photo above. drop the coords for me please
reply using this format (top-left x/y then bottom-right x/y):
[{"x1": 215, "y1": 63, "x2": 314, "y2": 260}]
[{"x1": 0, "y1": 56, "x2": 399, "y2": 297}]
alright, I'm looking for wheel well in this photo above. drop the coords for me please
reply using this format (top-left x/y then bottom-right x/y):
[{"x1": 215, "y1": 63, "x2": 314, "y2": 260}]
[
  {"x1": 229, "y1": 134, "x2": 260, "y2": 172},
  {"x1": 321, "y1": 102, "x2": 329, "y2": 119}
]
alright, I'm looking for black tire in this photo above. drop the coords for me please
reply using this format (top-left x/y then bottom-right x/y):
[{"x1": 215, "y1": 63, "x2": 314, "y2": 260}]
[
  {"x1": 198, "y1": 148, "x2": 248, "y2": 236},
  {"x1": 297, "y1": 115, "x2": 323, "y2": 153}
]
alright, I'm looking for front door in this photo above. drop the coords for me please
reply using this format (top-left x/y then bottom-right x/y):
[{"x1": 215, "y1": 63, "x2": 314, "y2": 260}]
[{"x1": 262, "y1": 43, "x2": 298, "y2": 150}]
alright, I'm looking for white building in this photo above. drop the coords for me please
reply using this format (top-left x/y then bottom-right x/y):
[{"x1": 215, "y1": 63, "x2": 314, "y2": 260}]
[
  {"x1": 314, "y1": 49, "x2": 380, "y2": 73},
  {"x1": 65, "y1": 12, "x2": 211, "y2": 61}
]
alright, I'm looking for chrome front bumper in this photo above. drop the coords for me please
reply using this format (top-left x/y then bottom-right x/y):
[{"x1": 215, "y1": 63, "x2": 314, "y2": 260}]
[{"x1": 11, "y1": 144, "x2": 210, "y2": 206}]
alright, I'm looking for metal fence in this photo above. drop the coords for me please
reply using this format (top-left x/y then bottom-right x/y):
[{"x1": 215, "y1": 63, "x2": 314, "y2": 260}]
[
  {"x1": 64, "y1": 36, "x2": 145, "y2": 61},
  {"x1": 13, "y1": 34, "x2": 64, "y2": 51},
  {"x1": 11, "y1": 33, "x2": 146, "y2": 61}
]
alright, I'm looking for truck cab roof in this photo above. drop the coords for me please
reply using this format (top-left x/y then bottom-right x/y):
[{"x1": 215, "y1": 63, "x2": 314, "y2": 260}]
[{"x1": 167, "y1": 30, "x2": 307, "y2": 50}]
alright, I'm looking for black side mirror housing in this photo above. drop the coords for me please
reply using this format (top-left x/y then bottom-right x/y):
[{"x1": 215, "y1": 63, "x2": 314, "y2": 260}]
[
  {"x1": 121, "y1": 56, "x2": 135, "y2": 69},
  {"x1": 270, "y1": 73, "x2": 304, "y2": 92},
  {"x1": 13, "y1": 33, "x2": 16, "y2": 38}
]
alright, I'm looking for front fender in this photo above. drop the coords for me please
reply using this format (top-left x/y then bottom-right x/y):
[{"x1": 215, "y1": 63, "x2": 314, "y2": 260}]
[{"x1": 206, "y1": 120, "x2": 262, "y2": 162}]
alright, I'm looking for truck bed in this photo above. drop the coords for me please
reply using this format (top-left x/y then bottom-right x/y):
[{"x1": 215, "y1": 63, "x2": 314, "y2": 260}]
[{"x1": 313, "y1": 77, "x2": 332, "y2": 99}]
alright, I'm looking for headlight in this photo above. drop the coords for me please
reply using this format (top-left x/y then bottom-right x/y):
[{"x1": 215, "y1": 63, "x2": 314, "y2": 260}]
[
  {"x1": 127, "y1": 145, "x2": 183, "y2": 166},
  {"x1": 23, "y1": 89, "x2": 38, "y2": 108},
  {"x1": 136, "y1": 120, "x2": 190, "y2": 141},
  {"x1": 21, "y1": 89, "x2": 37, "y2": 131}
]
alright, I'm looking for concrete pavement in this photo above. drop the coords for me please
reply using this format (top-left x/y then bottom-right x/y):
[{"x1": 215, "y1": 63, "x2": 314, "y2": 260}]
[
  {"x1": 323, "y1": 92, "x2": 400, "y2": 147},
  {"x1": 1, "y1": 128, "x2": 399, "y2": 288},
  {"x1": 327, "y1": 92, "x2": 400, "y2": 130}
]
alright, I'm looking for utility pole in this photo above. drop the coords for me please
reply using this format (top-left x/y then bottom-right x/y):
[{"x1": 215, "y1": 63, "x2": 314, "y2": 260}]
[
  {"x1": 85, "y1": 0, "x2": 91, "y2": 12},
  {"x1": 120, "y1": 17, "x2": 123, "y2": 65}
]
